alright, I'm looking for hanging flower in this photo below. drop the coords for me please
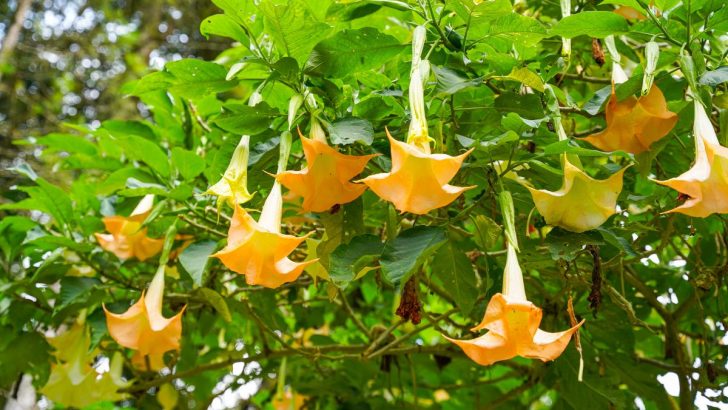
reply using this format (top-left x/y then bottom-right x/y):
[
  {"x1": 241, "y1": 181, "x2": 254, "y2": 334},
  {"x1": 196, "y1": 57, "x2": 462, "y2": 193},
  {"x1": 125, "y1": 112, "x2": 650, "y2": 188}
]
[
  {"x1": 613, "y1": 6, "x2": 647, "y2": 20},
  {"x1": 272, "y1": 389, "x2": 306, "y2": 410},
  {"x1": 205, "y1": 135, "x2": 255, "y2": 209},
  {"x1": 528, "y1": 158, "x2": 627, "y2": 233},
  {"x1": 104, "y1": 266, "x2": 185, "y2": 370},
  {"x1": 361, "y1": 26, "x2": 473, "y2": 214},
  {"x1": 276, "y1": 120, "x2": 376, "y2": 213},
  {"x1": 444, "y1": 245, "x2": 583, "y2": 366},
  {"x1": 581, "y1": 60, "x2": 677, "y2": 154},
  {"x1": 214, "y1": 132, "x2": 317, "y2": 288},
  {"x1": 42, "y1": 323, "x2": 130, "y2": 407},
  {"x1": 654, "y1": 101, "x2": 728, "y2": 217},
  {"x1": 95, "y1": 194, "x2": 164, "y2": 261}
]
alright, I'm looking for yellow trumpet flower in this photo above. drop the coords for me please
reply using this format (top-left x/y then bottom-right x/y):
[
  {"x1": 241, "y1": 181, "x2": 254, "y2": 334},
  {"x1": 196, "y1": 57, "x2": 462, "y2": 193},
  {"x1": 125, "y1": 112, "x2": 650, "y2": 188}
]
[
  {"x1": 42, "y1": 323, "x2": 129, "y2": 407},
  {"x1": 444, "y1": 245, "x2": 583, "y2": 366},
  {"x1": 361, "y1": 26, "x2": 473, "y2": 214},
  {"x1": 104, "y1": 266, "x2": 185, "y2": 370},
  {"x1": 94, "y1": 194, "x2": 164, "y2": 261},
  {"x1": 527, "y1": 158, "x2": 627, "y2": 233},
  {"x1": 277, "y1": 124, "x2": 376, "y2": 213},
  {"x1": 654, "y1": 100, "x2": 728, "y2": 217},
  {"x1": 205, "y1": 135, "x2": 255, "y2": 208}
]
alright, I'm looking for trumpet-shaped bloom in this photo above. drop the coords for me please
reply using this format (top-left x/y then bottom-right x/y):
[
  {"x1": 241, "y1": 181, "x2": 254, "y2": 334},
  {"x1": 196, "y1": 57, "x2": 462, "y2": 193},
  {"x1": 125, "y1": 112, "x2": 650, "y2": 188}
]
[
  {"x1": 95, "y1": 195, "x2": 164, "y2": 261},
  {"x1": 206, "y1": 135, "x2": 254, "y2": 208},
  {"x1": 104, "y1": 267, "x2": 184, "y2": 370},
  {"x1": 277, "y1": 132, "x2": 376, "y2": 212},
  {"x1": 444, "y1": 245, "x2": 583, "y2": 366},
  {"x1": 42, "y1": 324, "x2": 129, "y2": 407},
  {"x1": 655, "y1": 101, "x2": 728, "y2": 217},
  {"x1": 527, "y1": 159, "x2": 626, "y2": 233},
  {"x1": 361, "y1": 26, "x2": 473, "y2": 214},
  {"x1": 361, "y1": 130, "x2": 474, "y2": 214},
  {"x1": 582, "y1": 85, "x2": 677, "y2": 154},
  {"x1": 213, "y1": 201, "x2": 316, "y2": 288},
  {"x1": 273, "y1": 390, "x2": 306, "y2": 410}
]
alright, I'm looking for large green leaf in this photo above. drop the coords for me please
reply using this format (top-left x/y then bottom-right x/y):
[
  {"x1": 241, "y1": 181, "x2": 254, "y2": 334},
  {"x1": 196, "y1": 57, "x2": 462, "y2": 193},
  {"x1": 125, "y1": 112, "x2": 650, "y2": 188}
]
[
  {"x1": 112, "y1": 134, "x2": 170, "y2": 178},
  {"x1": 179, "y1": 240, "x2": 219, "y2": 287},
  {"x1": 165, "y1": 59, "x2": 237, "y2": 99},
  {"x1": 432, "y1": 241, "x2": 478, "y2": 315},
  {"x1": 381, "y1": 226, "x2": 447, "y2": 285},
  {"x1": 306, "y1": 28, "x2": 404, "y2": 77},
  {"x1": 550, "y1": 12, "x2": 629, "y2": 38},
  {"x1": 329, "y1": 234, "x2": 384, "y2": 288},
  {"x1": 259, "y1": 0, "x2": 332, "y2": 64},
  {"x1": 200, "y1": 14, "x2": 250, "y2": 46}
]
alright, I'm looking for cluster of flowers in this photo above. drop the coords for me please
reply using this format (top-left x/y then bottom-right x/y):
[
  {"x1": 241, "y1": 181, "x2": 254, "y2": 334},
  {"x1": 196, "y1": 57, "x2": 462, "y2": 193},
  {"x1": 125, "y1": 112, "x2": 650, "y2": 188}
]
[{"x1": 45, "y1": 25, "x2": 724, "y2": 405}]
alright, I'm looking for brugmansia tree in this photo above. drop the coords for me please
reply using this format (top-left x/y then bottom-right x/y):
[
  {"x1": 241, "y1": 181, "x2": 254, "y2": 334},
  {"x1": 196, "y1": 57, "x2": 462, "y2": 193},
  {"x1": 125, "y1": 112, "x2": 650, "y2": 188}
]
[{"x1": 2, "y1": 0, "x2": 728, "y2": 408}]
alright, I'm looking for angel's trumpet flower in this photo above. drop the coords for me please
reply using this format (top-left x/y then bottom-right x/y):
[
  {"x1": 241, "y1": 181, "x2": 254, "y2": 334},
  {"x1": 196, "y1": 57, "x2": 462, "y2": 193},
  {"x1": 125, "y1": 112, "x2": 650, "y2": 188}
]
[
  {"x1": 581, "y1": 45, "x2": 677, "y2": 154},
  {"x1": 654, "y1": 101, "x2": 728, "y2": 217},
  {"x1": 104, "y1": 266, "x2": 185, "y2": 370},
  {"x1": 42, "y1": 323, "x2": 129, "y2": 407},
  {"x1": 205, "y1": 135, "x2": 254, "y2": 209},
  {"x1": 214, "y1": 132, "x2": 317, "y2": 288},
  {"x1": 94, "y1": 194, "x2": 164, "y2": 261},
  {"x1": 444, "y1": 245, "x2": 584, "y2": 366},
  {"x1": 276, "y1": 118, "x2": 376, "y2": 212},
  {"x1": 361, "y1": 26, "x2": 473, "y2": 215},
  {"x1": 528, "y1": 89, "x2": 627, "y2": 233}
]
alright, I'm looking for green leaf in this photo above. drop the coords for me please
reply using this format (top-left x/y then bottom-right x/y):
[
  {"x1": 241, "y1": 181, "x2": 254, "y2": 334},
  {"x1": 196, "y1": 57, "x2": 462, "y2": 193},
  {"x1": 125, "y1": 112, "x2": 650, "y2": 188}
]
[
  {"x1": 212, "y1": 103, "x2": 280, "y2": 135},
  {"x1": 58, "y1": 277, "x2": 101, "y2": 309},
  {"x1": 432, "y1": 65, "x2": 481, "y2": 95},
  {"x1": 172, "y1": 147, "x2": 206, "y2": 180},
  {"x1": 470, "y1": 13, "x2": 547, "y2": 45},
  {"x1": 179, "y1": 240, "x2": 218, "y2": 287},
  {"x1": 165, "y1": 59, "x2": 236, "y2": 99},
  {"x1": 472, "y1": 215, "x2": 502, "y2": 250},
  {"x1": 699, "y1": 66, "x2": 728, "y2": 87},
  {"x1": 260, "y1": 0, "x2": 332, "y2": 64},
  {"x1": 550, "y1": 12, "x2": 629, "y2": 38},
  {"x1": 504, "y1": 67, "x2": 545, "y2": 92},
  {"x1": 545, "y1": 228, "x2": 604, "y2": 261},
  {"x1": 494, "y1": 93, "x2": 544, "y2": 120},
  {"x1": 329, "y1": 235, "x2": 384, "y2": 288},
  {"x1": 541, "y1": 140, "x2": 631, "y2": 158},
  {"x1": 200, "y1": 14, "x2": 249, "y2": 46},
  {"x1": 113, "y1": 134, "x2": 170, "y2": 178},
  {"x1": 3, "y1": 179, "x2": 74, "y2": 229},
  {"x1": 432, "y1": 241, "x2": 478, "y2": 315},
  {"x1": 306, "y1": 28, "x2": 403, "y2": 77},
  {"x1": 326, "y1": 118, "x2": 374, "y2": 145},
  {"x1": 381, "y1": 226, "x2": 447, "y2": 285},
  {"x1": 196, "y1": 288, "x2": 232, "y2": 322}
]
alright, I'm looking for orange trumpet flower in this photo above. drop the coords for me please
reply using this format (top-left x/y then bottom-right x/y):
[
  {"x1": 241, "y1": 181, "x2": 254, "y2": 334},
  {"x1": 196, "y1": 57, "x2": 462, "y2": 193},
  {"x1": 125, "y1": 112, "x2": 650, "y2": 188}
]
[
  {"x1": 104, "y1": 266, "x2": 184, "y2": 370},
  {"x1": 214, "y1": 132, "x2": 317, "y2": 288},
  {"x1": 582, "y1": 60, "x2": 677, "y2": 154},
  {"x1": 444, "y1": 245, "x2": 583, "y2": 366},
  {"x1": 360, "y1": 26, "x2": 473, "y2": 214},
  {"x1": 95, "y1": 194, "x2": 164, "y2": 261},
  {"x1": 654, "y1": 101, "x2": 728, "y2": 217},
  {"x1": 277, "y1": 122, "x2": 376, "y2": 213}
]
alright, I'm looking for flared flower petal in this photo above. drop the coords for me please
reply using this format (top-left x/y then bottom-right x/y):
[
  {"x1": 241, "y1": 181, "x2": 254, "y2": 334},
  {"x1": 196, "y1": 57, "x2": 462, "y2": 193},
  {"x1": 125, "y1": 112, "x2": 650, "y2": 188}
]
[
  {"x1": 94, "y1": 195, "x2": 164, "y2": 261},
  {"x1": 104, "y1": 268, "x2": 184, "y2": 370},
  {"x1": 361, "y1": 130, "x2": 474, "y2": 214},
  {"x1": 444, "y1": 245, "x2": 583, "y2": 366},
  {"x1": 213, "y1": 203, "x2": 317, "y2": 288},
  {"x1": 277, "y1": 133, "x2": 376, "y2": 212},
  {"x1": 582, "y1": 85, "x2": 677, "y2": 154},
  {"x1": 527, "y1": 159, "x2": 627, "y2": 233},
  {"x1": 654, "y1": 101, "x2": 728, "y2": 217}
]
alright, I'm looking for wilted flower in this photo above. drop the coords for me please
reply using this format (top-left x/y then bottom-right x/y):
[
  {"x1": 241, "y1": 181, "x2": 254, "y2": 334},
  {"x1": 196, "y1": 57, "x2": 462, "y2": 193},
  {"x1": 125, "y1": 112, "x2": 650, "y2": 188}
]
[
  {"x1": 444, "y1": 245, "x2": 583, "y2": 365},
  {"x1": 95, "y1": 194, "x2": 164, "y2": 261},
  {"x1": 104, "y1": 266, "x2": 184, "y2": 370},
  {"x1": 654, "y1": 101, "x2": 728, "y2": 217}
]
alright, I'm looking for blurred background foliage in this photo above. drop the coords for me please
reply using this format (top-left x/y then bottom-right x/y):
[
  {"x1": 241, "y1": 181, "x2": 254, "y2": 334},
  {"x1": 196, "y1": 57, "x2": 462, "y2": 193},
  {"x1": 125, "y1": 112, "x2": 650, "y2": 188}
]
[{"x1": 1, "y1": 0, "x2": 728, "y2": 409}]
